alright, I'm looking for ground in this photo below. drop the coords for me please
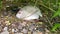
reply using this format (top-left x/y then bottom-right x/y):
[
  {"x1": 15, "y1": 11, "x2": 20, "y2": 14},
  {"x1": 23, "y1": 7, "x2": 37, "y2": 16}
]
[{"x1": 0, "y1": 0, "x2": 60, "y2": 34}]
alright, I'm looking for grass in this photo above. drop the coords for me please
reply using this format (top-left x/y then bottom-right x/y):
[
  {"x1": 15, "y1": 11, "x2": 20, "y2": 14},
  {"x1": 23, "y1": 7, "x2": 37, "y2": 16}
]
[{"x1": 0, "y1": 0, "x2": 60, "y2": 34}]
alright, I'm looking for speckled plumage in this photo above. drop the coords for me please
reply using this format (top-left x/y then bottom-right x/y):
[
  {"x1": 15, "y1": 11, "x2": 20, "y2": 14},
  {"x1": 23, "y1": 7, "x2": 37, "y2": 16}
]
[{"x1": 16, "y1": 6, "x2": 42, "y2": 20}]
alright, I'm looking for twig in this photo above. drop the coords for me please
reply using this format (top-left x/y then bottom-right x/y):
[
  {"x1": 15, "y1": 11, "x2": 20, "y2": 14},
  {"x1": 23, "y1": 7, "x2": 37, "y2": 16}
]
[
  {"x1": 45, "y1": 16, "x2": 53, "y2": 27},
  {"x1": 34, "y1": 0, "x2": 38, "y2": 7},
  {"x1": 40, "y1": 4, "x2": 55, "y2": 12},
  {"x1": 38, "y1": 0, "x2": 55, "y2": 12}
]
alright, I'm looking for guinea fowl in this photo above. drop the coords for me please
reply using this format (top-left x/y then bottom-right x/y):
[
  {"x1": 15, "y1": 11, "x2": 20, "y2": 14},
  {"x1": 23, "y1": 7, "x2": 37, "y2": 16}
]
[{"x1": 16, "y1": 6, "x2": 42, "y2": 21}]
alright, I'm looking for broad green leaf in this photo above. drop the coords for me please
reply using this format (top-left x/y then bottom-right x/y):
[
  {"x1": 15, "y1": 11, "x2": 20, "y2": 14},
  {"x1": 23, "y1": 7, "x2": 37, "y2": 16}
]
[
  {"x1": 52, "y1": 7, "x2": 60, "y2": 18},
  {"x1": 52, "y1": 3, "x2": 60, "y2": 18},
  {"x1": 51, "y1": 23, "x2": 60, "y2": 31}
]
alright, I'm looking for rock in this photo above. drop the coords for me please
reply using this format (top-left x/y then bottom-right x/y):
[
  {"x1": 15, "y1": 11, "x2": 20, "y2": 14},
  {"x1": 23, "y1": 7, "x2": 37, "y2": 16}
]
[
  {"x1": 15, "y1": 32, "x2": 23, "y2": 34},
  {"x1": 12, "y1": 29, "x2": 15, "y2": 32},
  {"x1": 11, "y1": 23, "x2": 16, "y2": 27},
  {"x1": 22, "y1": 28, "x2": 28, "y2": 34},
  {"x1": 1, "y1": 31, "x2": 9, "y2": 34},
  {"x1": 21, "y1": 21, "x2": 27, "y2": 26},
  {"x1": 29, "y1": 23, "x2": 36, "y2": 31},
  {"x1": 3, "y1": 27, "x2": 8, "y2": 31},
  {"x1": 33, "y1": 31, "x2": 37, "y2": 34},
  {"x1": 3, "y1": 12, "x2": 8, "y2": 16},
  {"x1": 1, "y1": 27, "x2": 9, "y2": 34},
  {"x1": 5, "y1": 21, "x2": 11, "y2": 25},
  {"x1": 0, "y1": 26, "x2": 2, "y2": 32},
  {"x1": 28, "y1": 31, "x2": 31, "y2": 34},
  {"x1": 36, "y1": 27, "x2": 44, "y2": 32},
  {"x1": 18, "y1": 24, "x2": 23, "y2": 30},
  {"x1": 14, "y1": 29, "x2": 18, "y2": 33},
  {"x1": 38, "y1": 31, "x2": 44, "y2": 34}
]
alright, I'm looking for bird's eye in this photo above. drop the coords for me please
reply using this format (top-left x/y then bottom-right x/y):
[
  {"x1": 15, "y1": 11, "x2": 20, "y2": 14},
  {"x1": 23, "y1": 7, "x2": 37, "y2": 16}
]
[
  {"x1": 18, "y1": 10, "x2": 22, "y2": 14},
  {"x1": 18, "y1": 11, "x2": 21, "y2": 14}
]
